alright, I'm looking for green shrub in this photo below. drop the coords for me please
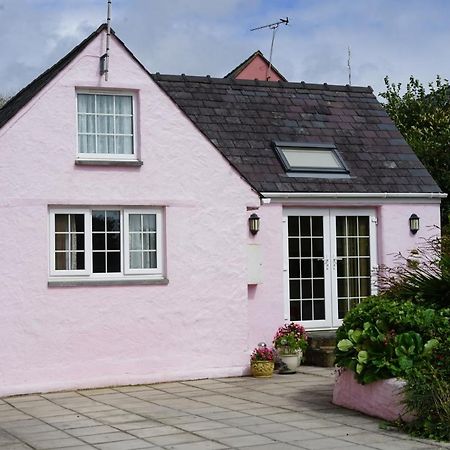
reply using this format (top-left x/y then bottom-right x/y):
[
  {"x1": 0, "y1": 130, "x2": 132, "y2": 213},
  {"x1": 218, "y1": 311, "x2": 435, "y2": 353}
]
[
  {"x1": 335, "y1": 297, "x2": 443, "y2": 384},
  {"x1": 335, "y1": 297, "x2": 450, "y2": 441}
]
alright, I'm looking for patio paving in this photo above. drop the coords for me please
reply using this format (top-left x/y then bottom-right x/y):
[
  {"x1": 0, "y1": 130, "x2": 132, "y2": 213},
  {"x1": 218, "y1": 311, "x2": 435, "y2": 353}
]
[{"x1": 0, "y1": 366, "x2": 448, "y2": 450}]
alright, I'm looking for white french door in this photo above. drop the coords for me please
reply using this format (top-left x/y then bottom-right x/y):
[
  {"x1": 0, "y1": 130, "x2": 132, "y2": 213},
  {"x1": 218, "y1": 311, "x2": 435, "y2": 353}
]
[{"x1": 283, "y1": 208, "x2": 378, "y2": 329}]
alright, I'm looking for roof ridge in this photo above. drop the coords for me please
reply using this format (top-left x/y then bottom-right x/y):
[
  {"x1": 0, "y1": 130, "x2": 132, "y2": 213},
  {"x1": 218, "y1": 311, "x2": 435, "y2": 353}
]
[{"x1": 151, "y1": 73, "x2": 373, "y2": 93}]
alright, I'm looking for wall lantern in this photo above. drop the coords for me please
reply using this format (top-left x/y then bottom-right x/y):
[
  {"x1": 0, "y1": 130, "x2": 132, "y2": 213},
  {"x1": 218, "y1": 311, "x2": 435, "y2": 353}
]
[
  {"x1": 249, "y1": 213, "x2": 260, "y2": 235},
  {"x1": 409, "y1": 214, "x2": 420, "y2": 234}
]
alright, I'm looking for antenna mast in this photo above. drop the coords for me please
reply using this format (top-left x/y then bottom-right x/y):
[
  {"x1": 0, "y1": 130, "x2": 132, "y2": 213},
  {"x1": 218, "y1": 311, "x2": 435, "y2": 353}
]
[
  {"x1": 251, "y1": 17, "x2": 289, "y2": 81},
  {"x1": 100, "y1": 0, "x2": 112, "y2": 81},
  {"x1": 347, "y1": 45, "x2": 351, "y2": 86}
]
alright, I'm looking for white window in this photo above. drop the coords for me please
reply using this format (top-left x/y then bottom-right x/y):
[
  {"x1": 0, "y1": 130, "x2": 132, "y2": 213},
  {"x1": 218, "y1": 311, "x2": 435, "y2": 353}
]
[
  {"x1": 273, "y1": 142, "x2": 348, "y2": 174},
  {"x1": 49, "y1": 208, "x2": 163, "y2": 279},
  {"x1": 77, "y1": 92, "x2": 135, "y2": 158}
]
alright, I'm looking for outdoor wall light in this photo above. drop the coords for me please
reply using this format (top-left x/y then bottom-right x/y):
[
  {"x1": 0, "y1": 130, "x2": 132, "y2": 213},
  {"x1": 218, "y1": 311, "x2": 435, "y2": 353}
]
[
  {"x1": 249, "y1": 213, "x2": 260, "y2": 235},
  {"x1": 409, "y1": 214, "x2": 420, "y2": 234}
]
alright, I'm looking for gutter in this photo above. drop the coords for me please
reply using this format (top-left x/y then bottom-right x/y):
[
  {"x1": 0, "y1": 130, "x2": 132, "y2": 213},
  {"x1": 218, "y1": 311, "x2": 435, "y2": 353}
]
[{"x1": 261, "y1": 192, "x2": 447, "y2": 199}]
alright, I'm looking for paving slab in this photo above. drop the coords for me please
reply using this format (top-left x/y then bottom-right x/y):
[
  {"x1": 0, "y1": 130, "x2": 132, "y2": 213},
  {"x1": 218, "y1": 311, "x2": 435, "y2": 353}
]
[{"x1": 1, "y1": 367, "x2": 448, "y2": 450}]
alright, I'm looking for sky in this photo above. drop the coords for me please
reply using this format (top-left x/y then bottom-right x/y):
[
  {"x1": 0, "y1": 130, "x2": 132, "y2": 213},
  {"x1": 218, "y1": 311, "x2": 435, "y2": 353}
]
[{"x1": 1, "y1": 0, "x2": 449, "y2": 98}]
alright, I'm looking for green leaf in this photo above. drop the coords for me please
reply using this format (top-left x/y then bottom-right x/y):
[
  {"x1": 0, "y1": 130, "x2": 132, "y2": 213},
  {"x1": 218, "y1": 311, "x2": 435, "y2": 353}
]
[
  {"x1": 356, "y1": 363, "x2": 364, "y2": 374},
  {"x1": 337, "y1": 339, "x2": 354, "y2": 352},
  {"x1": 423, "y1": 338, "x2": 439, "y2": 354},
  {"x1": 357, "y1": 350, "x2": 369, "y2": 364}
]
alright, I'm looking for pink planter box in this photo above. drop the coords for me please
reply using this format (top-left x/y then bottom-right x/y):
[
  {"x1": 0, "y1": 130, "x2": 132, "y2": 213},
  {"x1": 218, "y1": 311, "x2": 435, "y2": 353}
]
[{"x1": 333, "y1": 369, "x2": 414, "y2": 422}]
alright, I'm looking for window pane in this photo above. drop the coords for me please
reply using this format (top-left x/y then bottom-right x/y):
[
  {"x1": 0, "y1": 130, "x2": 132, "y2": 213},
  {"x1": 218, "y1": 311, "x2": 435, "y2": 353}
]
[
  {"x1": 97, "y1": 95, "x2": 114, "y2": 114},
  {"x1": 71, "y1": 252, "x2": 85, "y2": 270},
  {"x1": 302, "y1": 300, "x2": 313, "y2": 320},
  {"x1": 55, "y1": 214, "x2": 68, "y2": 232},
  {"x1": 78, "y1": 114, "x2": 95, "y2": 133},
  {"x1": 360, "y1": 258, "x2": 371, "y2": 276},
  {"x1": 55, "y1": 234, "x2": 68, "y2": 251},
  {"x1": 359, "y1": 238, "x2": 370, "y2": 256},
  {"x1": 313, "y1": 279, "x2": 324, "y2": 298},
  {"x1": 92, "y1": 211, "x2": 105, "y2": 231},
  {"x1": 130, "y1": 233, "x2": 142, "y2": 250},
  {"x1": 360, "y1": 278, "x2": 371, "y2": 297},
  {"x1": 142, "y1": 214, "x2": 156, "y2": 232},
  {"x1": 115, "y1": 136, "x2": 133, "y2": 154},
  {"x1": 311, "y1": 217, "x2": 323, "y2": 236},
  {"x1": 302, "y1": 280, "x2": 312, "y2": 298},
  {"x1": 115, "y1": 96, "x2": 132, "y2": 114},
  {"x1": 97, "y1": 135, "x2": 115, "y2": 154},
  {"x1": 288, "y1": 217, "x2": 299, "y2": 236},
  {"x1": 77, "y1": 94, "x2": 95, "y2": 113},
  {"x1": 289, "y1": 280, "x2": 300, "y2": 299},
  {"x1": 300, "y1": 238, "x2": 311, "y2": 257},
  {"x1": 107, "y1": 233, "x2": 120, "y2": 251},
  {"x1": 312, "y1": 238, "x2": 323, "y2": 257},
  {"x1": 290, "y1": 301, "x2": 301, "y2": 321},
  {"x1": 93, "y1": 252, "x2": 106, "y2": 273},
  {"x1": 78, "y1": 134, "x2": 96, "y2": 153},
  {"x1": 97, "y1": 115, "x2": 114, "y2": 134},
  {"x1": 115, "y1": 116, "x2": 132, "y2": 134},
  {"x1": 282, "y1": 148, "x2": 342, "y2": 169},
  {"x1": 129, "y1": 214, "x2": 141, "y2": 232},
  {"x1": 71, "y1": 215, "x2": 85, "y2": 233},
  {"x1": 92, "y1": 233, "x2": 105, "y2": 250},
  {"x1": 107, "y1": 252, "x2": 121, "y2": 272},
  {"x1": 358, "y1": 217, "x2": 369, "y2": 236},
  {"x1": 336, "y1": 217, "x2": 346, "y2": 236},
  {"x1": 314, "y1": 300, "x2": 325, "y2": 320},
  {"x1": 55, "y1": 252, "x2": 69, "y2": 270},
  {"x1": 301, "y1": 260, "x2": 311, "y2": 278},
  {"x1": 130, "y1": 251, "x2": 142, "y2": 269},
  {"x1": 347, "y1": 217, "x2": 358, "y2": 236},
  {"x1": 143, "y1": 233, "x2": 156, "y2": 251},
  {"x1": 106, "y1": 211, "x2": 120, "y2": 231},
  {"x1": 288, "y1": 238, "x2": 299, "y2": 257},
  {"x1": 143, "y1": 251, "x2": 157, "y2": 269},
  {"x1": 289, "y1": 259, "x2": 300, "y2": 278},
  {"x1": 300, "y1": 217, "x2": 311, "y2": 236}
]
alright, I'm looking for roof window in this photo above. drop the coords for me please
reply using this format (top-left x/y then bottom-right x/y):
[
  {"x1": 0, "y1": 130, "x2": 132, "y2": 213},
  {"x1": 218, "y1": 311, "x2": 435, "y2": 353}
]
[{"x1": 273, "y1": 142, "x2": 349, "y2": 174}]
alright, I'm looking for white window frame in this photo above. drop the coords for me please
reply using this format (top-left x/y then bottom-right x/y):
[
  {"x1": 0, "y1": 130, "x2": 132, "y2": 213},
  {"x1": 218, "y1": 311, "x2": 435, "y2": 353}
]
[
  {"x1": 124, "y1": 209, "x2": 163, "y2": 275},
  {"x1": 76, "y1": 90, "x2": 138, "y2": 161},
  {"x1": 49, "y1": 207, "x2": 163, "y2": 280}
]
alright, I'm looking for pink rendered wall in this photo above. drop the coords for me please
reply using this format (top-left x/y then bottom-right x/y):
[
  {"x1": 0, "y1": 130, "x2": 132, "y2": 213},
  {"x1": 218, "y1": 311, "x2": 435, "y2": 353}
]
[
  {"x1": 378, "y1": 203, "x2": 441, "y2": 267},
  {"x1": 0, "y1": 32, "x2": 260, "y2": 396},
  {"x1": 234, "y1": 55, "x2": 284, "y2": 81},
  {"x1": 248, "y1": 201, "x2": 442, "y2": 346}
]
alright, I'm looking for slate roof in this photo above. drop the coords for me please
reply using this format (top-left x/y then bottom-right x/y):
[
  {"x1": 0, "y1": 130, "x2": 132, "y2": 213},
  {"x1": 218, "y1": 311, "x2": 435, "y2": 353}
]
[
  {"x1": 152, "y1": 75, "x2": 442, "y2": 194},
  {"x1": 224, "y1": 50, "x2": 287, "y2": 82}
]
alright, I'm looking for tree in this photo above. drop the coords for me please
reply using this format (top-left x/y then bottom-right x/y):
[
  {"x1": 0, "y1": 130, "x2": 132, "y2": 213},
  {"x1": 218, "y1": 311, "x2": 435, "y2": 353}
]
[{"x1": 380, "y1": 76, "x2": 450, "y2": 227}]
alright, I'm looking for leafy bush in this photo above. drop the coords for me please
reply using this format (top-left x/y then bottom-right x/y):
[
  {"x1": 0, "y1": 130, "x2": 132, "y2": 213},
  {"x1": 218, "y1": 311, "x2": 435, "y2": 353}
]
[{"x1": 335, "y1": 297, "x2": 442, "y2": 384}]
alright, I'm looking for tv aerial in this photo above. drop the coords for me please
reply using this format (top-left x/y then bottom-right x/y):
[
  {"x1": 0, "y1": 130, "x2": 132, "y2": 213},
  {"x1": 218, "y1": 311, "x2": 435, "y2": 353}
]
[{"x1": 251, "y1": 17, "x2": 289, "y2": 81}]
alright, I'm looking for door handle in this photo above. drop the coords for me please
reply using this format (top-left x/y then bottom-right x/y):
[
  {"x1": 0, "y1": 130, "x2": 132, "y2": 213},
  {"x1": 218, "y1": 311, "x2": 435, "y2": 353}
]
[
  {"x1": 332, "y1": 257, "x2": 343, "y2": 269},
  {"x1": 315, "y1": 257, "x2": 329, "y2": 270}
]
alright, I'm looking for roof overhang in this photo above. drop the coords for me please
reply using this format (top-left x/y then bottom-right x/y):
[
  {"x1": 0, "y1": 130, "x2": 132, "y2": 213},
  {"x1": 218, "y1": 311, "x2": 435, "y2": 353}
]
[{"x1": 261, "y1": 192, "x2": 447, "y2": 205}]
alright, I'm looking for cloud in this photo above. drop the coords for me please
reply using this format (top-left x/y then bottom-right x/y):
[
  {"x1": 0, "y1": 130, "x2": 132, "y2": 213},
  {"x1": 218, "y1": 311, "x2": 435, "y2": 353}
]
[{"x1": 0, "y1": 0, "x2": 449, "y2": 97}]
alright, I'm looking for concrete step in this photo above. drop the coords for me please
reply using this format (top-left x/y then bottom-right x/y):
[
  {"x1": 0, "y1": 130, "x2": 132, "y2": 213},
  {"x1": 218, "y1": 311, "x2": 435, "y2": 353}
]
[{"x1": 304, "y1": 331, "x2": 336, "y2": 367}]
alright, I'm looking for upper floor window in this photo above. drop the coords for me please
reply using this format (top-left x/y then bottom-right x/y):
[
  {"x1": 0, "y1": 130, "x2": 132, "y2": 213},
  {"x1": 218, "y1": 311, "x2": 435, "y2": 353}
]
[{"x1": 77, "y1": 92, "x2": 134, "y2": 158}]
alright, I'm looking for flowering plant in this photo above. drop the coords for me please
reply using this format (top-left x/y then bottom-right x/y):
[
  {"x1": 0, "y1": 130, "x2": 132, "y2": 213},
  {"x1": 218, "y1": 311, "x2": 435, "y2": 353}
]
[
  {"x1": 250, "y1": 346, "x2": 275, "y2": 362},
  {"x1": 273, "y1": 322, "x2": 308, "y2": 354}
]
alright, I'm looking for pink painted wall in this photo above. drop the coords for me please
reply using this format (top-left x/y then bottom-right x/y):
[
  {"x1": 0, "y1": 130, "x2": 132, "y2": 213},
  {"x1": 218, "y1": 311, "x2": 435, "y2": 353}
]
[
  {"x1": 234, "y1": 55, "x2": 284, "y2": 82},
  {"x1": 0, "y1": 31, "x2": 260, "y2": 396},
  {"x1": 378, "y1": 203, "x2": 441, "y2": 267},
  {"x1": 247, "y1": 201, "x2": 442, "y2": 348}
]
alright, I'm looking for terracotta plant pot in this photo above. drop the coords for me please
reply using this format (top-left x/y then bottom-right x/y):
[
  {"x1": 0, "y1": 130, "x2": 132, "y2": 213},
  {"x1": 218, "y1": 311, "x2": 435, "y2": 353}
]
[{"x1": 251, "y1": 361, "x2": 274, "y2": 378}]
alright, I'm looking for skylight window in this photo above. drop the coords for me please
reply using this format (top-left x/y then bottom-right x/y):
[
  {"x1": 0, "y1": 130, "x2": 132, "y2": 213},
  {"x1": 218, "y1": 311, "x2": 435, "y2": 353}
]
[{"x1": 273, "y1": 142, "x2": 348, "y2": 174}]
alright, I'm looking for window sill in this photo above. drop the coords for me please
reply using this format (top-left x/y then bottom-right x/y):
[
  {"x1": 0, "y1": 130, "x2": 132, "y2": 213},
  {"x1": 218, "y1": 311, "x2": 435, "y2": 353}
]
[
  {"x1": 75, "y1": 159, "x2": 143, "y2": 167},
  {"x1": 48, "y1": 277, "x2": 169, "y2": 287}
]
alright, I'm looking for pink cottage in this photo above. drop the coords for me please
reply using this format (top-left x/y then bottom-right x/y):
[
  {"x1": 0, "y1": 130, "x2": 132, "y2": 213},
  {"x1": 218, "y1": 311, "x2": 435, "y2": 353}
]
[{"x1": 0, "y1": 25, "x2": 445, "y2": 396}]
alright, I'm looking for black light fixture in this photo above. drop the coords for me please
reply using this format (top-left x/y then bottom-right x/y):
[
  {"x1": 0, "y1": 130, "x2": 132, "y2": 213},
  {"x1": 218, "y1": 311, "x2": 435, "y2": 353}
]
[
  {"x1": 249, "y1": 213, "x2": 260, "y2": 235},
  {"x1": 409, "y1": 214, "x2": 420, "y2": 234}
]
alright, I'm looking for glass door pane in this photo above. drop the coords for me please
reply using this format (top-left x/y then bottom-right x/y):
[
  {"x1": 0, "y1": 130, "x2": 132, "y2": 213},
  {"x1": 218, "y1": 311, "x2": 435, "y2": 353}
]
[
  {"x1": 288, "y1": 216, "x2": 326, "y2": 322},
  {"x1": 335, "y1": 216, "x2": 372, "y2": 319}
]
